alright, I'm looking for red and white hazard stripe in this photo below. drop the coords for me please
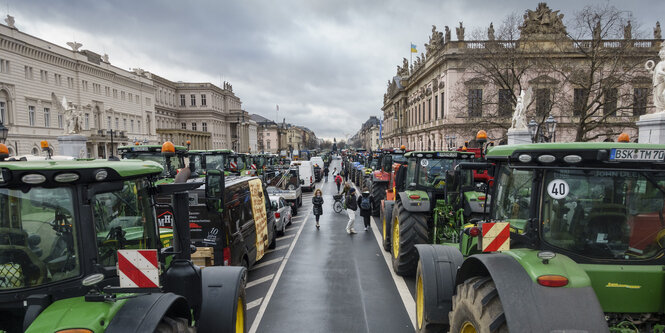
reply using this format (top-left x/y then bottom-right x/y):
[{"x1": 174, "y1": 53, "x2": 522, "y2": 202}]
[
  {"x1": 117, "y1": 249, "x2": 159, "y2": 288},
  {"x1": 481, "y1": 222, "x2": 510, "y2": 252},
  {"x1": 230, "y1": 161, "x2": 237, "y2": 169},
  {"x1": 251, "y1": 164, "x2": 257, "y2": 170}
]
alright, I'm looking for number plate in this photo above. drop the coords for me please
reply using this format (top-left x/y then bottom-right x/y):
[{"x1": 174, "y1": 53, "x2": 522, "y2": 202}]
[{"x1": 610, "y1": 148, "x2": 665, "y2": 161}]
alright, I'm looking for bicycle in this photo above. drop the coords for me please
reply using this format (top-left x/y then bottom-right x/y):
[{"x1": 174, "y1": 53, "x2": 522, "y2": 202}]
[{"x1": 333, "y1": 194, "x2": 344, "y2": 213}]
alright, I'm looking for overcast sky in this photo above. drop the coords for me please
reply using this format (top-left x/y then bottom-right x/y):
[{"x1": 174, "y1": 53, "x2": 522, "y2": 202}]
[{"x1": 5, "y1": 0, "x2": 663, "y2": 140}]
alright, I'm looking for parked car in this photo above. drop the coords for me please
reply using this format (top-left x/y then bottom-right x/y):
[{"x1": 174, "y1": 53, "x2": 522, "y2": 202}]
[{"x1": 269, "y1": 195, "x2": 293, "y2": 235}]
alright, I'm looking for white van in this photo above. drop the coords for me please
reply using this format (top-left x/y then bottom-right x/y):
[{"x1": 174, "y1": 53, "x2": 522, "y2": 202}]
[{"x1": 290, "y1": 160, "x2": 315, "y2": 191}]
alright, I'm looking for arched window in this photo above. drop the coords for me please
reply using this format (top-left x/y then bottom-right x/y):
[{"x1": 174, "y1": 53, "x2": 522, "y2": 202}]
[{"x1": 31, "y1": 147, "x2": 39, "y2": 156}]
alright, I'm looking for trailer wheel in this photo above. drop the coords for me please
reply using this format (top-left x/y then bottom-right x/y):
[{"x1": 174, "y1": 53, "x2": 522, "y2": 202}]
[
  {"x1": 155, "y1": 316, "x2": 194, "y2": 333},
  {"x1": 391, "y1": 202, "x2": 427, "y2": 276},
  {"x1": 449, "y1": 276, "x2": 508, "y2": 333},
  {"x1": 370, "y1": 182, "x2": 387, "y2": 217}
]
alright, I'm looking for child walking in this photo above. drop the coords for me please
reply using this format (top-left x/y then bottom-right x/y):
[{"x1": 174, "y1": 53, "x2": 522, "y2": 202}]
[{"x1": 312, "y1": 189, "x2": 324, "y2": 229}]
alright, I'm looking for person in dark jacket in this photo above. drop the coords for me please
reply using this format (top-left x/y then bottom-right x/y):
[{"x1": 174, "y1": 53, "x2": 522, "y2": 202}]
[
  {"x1": 357, "y1": 189, "x2": 372, "y2": 231},
  {"x1": 312, "y1": 189, "x2": 324, "y2": 229},
  {"x1": 345, "y1": 188, "x2": 358, "y2": 234},
  {"x1": 323, "y1": 167, "x2": 329, "y2": 182}
]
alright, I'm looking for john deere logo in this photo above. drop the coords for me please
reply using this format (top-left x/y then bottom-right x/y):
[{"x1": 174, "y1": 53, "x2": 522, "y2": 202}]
[{"x1": 606, "y1": 282, "x2": 641, "y2": 289}]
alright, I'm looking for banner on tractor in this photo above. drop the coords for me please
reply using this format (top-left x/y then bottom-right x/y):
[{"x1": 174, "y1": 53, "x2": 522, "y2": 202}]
[
  {"x1": 249, "y1": 178, "x2": 269, "y2": 261},
  {"x1": 481, "y1": 222, "x2": 510, "y2": 252},
  {"x1": 117, "y1": 249, "x2": 159, "y2": 288}
]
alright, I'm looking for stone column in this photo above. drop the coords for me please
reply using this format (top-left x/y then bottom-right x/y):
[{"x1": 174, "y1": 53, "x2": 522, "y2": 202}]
[
  {"x1": 507, "y1": 128, "x2": 531, "y2": 145},
  {"x1": 637, "y1": 113, "x2": 665, "y2": 144}
]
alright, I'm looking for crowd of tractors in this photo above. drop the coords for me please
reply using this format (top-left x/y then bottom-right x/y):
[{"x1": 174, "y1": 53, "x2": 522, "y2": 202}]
[{"x1": 342, "y1": 131, "x2": 665, "y2": 333}]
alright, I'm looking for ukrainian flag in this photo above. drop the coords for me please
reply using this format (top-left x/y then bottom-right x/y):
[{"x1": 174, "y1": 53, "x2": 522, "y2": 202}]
[{"x1": 411, "y1": 43, "x2": 417, "y2": 53}]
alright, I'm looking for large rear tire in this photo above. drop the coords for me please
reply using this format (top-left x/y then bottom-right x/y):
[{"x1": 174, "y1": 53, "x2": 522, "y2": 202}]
[
  {"x1": 390, "y1": 201, "x2": 428, "y2": 276},
  {"x1": 449, "y1": 276, "x2": 508, "y2": 333},
  {"x1": 370, "y1": 182, "x2": 387, "y2": 217},
  {"x1": 381, "y1": 201, "x2": 393, "y2": 252},
  {"x1": 154, "y1": 317, "x2": 194, "y2": 333}
]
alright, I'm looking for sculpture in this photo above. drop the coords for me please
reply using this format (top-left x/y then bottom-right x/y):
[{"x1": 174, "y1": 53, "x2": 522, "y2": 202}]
[
  {"x1": 655, "y1": 21, "x2": 662, "y2": 40},
  {"x1": 102, "y1": 53, "x2": 109, "y2": 63},
  {"x1": 66, "y1": 41, "x2": 82, "y2": 52},
  {"x1": 397, "y1": 58, "x2": 409, "y2": 77},
  {"x1": 519, "y1": 3, "x2": 567, "y2": 37},
  {"x1": 456, "y1": 22, "x2": 465, "y2": 41},
  {"x1": 624, "y1": 21, "x2": 632, "y2": 40},
  {"x1": 445, "y1": 26, "x2": 451, "y2": 43},
  {"x1": 511, "y1": 88, "x2": 533, "y2": 129},
  {"x1": 425, "y1": 25, "x2": 444, "y2": 56},
  {"x1": 4, "y1": 15, "x2": 15, "y2": 29},
  {"x1": 645, "y1": 43, "x2": 665, "y2": 113},
  {"x1": 488, "y1": 23, "x2": 495, "y2": 41},
  {"x1": 51, "y1": 93, "x2": 82, "y2": 134}
]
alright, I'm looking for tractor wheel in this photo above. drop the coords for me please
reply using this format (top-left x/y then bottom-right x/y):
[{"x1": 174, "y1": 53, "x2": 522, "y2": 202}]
[
  {"x1": 370, "y1": 182, "x2": 387, "y2": 217},
  {"x1": 449, "y1": 276, "x2": 508, "y2": 333},
  {"x1": 390, "y1": 201, "x2": 428, "y2": 276},
  {"x1": 268, "y1": 226, "x2": 276, "y2": 249},
  {"x1": 416, "y1": 261, "x2": 446, "y2": 333},
  {"x1": 381, "y1": 202, "x2": 393, "y2": 252},
  {"x1": 154, "y1": 316, "x2": 194, "y2": 333}
]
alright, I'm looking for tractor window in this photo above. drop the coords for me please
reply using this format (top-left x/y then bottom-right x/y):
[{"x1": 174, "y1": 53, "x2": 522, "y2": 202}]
[
  {"x1": 92, "y1": 179, "x2": 158, "y2": 267},
  {"x1": 206, "y1": 155, "x2": 225, "y2": 172},
  {"x1": 0, "y1": 187, "x2": 79, "y2": 289},
  {"x1": 190, "y1": 154, "x2": 203, "y2": 173},
  {"x1": 416, "y1": 158, "x2": 456, "y2": 189},
  {"x1": 491, "y1": 166, "x2": 533, "y2": 230},
  {"x1": 123, "y1": 152, "x2": 183, "y2": 177},
  {"x1": 541, "y1": 169, "x2": 665, "y2": 260},
  {"x1": 406, "y1": 159, "x2": 417, "y2": 187}
]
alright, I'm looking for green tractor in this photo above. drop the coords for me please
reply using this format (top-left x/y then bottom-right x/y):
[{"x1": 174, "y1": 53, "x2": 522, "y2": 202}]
[
  {"x1": 188, "y1": 149, "x2": 234, "y2": 177},
  {"x1": 0, "y1": 158, "x2": 246, "y2": 332},
  {"x1": 389, "y1": 150, "x2": 482, "y2": 276},
  {"x1": 415, "y1": 142, "x2": 665, "y2": 333},
  {"x1": 118, "y1": 142, "x2": 188, "y2": 181}
]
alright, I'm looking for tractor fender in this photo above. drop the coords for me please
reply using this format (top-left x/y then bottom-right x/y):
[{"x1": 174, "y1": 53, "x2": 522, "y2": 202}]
[
  {"x1": 456, "y1": 254, "x2": 608, "y2": 333},
  {"x1": 197, "y1": 266, "x2": 246, "y2": 333},
  {"x1": 415, "y1": 244, "x2": 463, "y2": 326},
  {"x1": 105, "y1": 293, "x2": 191, "y2": 333},
  {"x1": 383, "y1": 200, "x2": 395, "y2": 223},
  {"x1": 397, "y1": 191, "x2": 430, "y2": 212}
]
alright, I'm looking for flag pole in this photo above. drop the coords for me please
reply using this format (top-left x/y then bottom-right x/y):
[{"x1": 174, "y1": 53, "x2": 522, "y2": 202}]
[{"x1": 410, "y1": 42, "x2": 412, "y2": 74}]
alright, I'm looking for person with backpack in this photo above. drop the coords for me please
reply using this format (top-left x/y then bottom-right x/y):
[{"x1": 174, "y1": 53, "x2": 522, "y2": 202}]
[
  {"x1": 312, "y1": 188, "x2": 324, "y2": 229},
  {"x1": 334, "y1": 174, "x2": 343, "y2": 193},
  {"x1": 345, "y1": 188, "x2": 358, "y2": 234},
  {"x1": 358, "y1": 188, "x2": 372, "y2": 231}
]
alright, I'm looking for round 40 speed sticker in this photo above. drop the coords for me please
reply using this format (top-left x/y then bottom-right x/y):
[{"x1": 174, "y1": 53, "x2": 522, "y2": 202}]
[{"x1": 547, "y1": 179, "x2": 569, "y2": 199}]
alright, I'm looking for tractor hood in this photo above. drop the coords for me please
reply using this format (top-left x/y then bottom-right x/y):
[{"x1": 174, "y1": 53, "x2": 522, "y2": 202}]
[{"x1": 26, "y1": 296, "x2": 127, "y2": 332}]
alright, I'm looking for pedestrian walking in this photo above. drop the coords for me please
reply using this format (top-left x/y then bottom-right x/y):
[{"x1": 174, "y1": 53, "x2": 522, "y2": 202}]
[
  {"x1": 358, "y1": 189, "x2": 372, "y2": 231},
  {"x1": 312, "y1": 189, "x2": 324, "y2": 229},
  {"x1": 332, "y1": 167, "x2": 338, "y2": 176},
  {"x1": 345, "y1": 188, "x2": 358, "y2": 234},
  {"x1": 323, "y1": 167, "x2": 329, "y2": 182},
  {"x1": 334, "y1": 174, "x2": 343, "y2": 193}
]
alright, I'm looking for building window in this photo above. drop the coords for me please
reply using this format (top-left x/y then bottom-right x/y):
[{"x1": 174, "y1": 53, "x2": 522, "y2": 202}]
[
  {"x1": 573, "y1": 88, "x2": 589, "y2": 117},
  {"x1": 82, "y1": 80, "x2": 88, "y2": 91},
  {"x1": 536, "y1": 88, "x2": 551, "y2": 117},
  {"x1": 107, "y1": 116, "x2": 112, "y2": 130},
  {"x1": 192, "y1": 122, "x2": 197, "y2": 131},
  {"x1": 434, "y1": 96, "x2": 438, "y2": 119},
  {"x1": 180, "y1": 94, "x2": 186, "y2": 106},
  {"x1": 427, "y1": 98, "x2": 431, "y2": 121},
  {"x1": 40, "y1": 70, "x2": 48, "y2": 83},
  {"x1": 138, "y1": 120, "x2": 141, "y2": 132},
  {"x1": 128, "y1": 93, "x2": 133, "y2": 102},
  {"x1": 115, "y1": 118, "x2": 119, "y2": 130},
  {"x1": 202, "y1": 122, "x2": 207, "y2": 132},
  {"x1": 181, "y1": 122, "x2": 186, "y2": 130},
  {"x1": 123, "y1": 118, "x2": 127, "y2": 130},
  {"x1": 105, "y1": 86, "x2": 110, "y2": 96},
  {"x1": 145, "y1": 97, "x2": 151, "y2": 105},
  {"x1": 43, "y1": 108, "x2": 50, "y2": 127},
  {"x1": 467, "y1": 89, "x2": 482, "y2": 117},
  {"x1": 85, "y1": 113, "x2": 90, "y2": 130},
  {"x1": 28, "y1": 106, "x2": 35, "y2": 126},
  {"x1": 113, "y1": 89, "x2": 118, "y2": 98},
  {"x1": 201, "y1": 94, "x2": 207, "y2": 106},
  {"x1": 267, "y1": 140, "x2": 271, "y2": 150},
  {"x1": 633, "y1": 87, "x2": 649, "y2": 116},
  {"x1": 67, "y1": 77, "x2": 74, "y2": 88},
  {"x1": 131, "y1": 120, "x2": 134, "y2": 132},
  {"x1": 190, "y1": 94, "x2": 196, "y2": 106},
  {"x1": 0, "y1": 58, "x2": 9, "y2": 73},
  {"x1": 498, "y1": 89, "x2": 512, "y2": 117},
  {"x1": 440, "y1": 93, "x2": 445, "y2": 118},
  {"x1": 54, "y1": 74, "x2": 62, "y2": 86},
  {"x1": 0, "y1": 101, "x2": 5, "y2": 123},
  {"x1": 25, "y1": 66, "x2": 33, "y2": 80},
  {"x1": 135, "y1": 95, "x2": 140, "y2": 104},
  {"x1": 121, "y1": 91, "x2": 125, "y2": 101},
  {"x1": 58, "y1": 114, "x2": 63, "y2": 129}
]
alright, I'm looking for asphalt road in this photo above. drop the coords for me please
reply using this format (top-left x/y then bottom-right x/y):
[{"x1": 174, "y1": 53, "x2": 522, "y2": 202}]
[{"x1": 245, "y1": 159, "x2": 415, "y2": 333}]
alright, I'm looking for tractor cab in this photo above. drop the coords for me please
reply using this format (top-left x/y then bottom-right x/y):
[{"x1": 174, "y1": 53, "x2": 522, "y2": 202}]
[
  {"x1": 118, "y1": 143, "x2": 187, "y2": 179},
  {"x1": 226, "y1": 153, "x2": 249, "y2": 175},
  {"x1": 188, "y1": 149, "x2": 233, "y2": 176},
  {"x1": 399, "y1": 151, "x2": 476, "y2": 200}
]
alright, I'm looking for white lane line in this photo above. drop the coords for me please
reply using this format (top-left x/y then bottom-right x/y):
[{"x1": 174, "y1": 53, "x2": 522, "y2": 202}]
[
  {"x1": 247, "y1": 297, "x2": 263, "y2": 310},
  {"x1": 264, "y1": 244, "x2": 289, "y2": 254},
  {"x1": 248, "y1": 209, "x2": 311, "y2": 333},
  {"x1": 290, "y1": 220, "x2": 305, "y2": 225},
  {"x1": 246, "y1": 274, "x2": 274, "y2": 289},
  {"x1": 370, "y1": 216, "x2": 416, "y2": 329},
  {"x1": 276, "y1": 234, "x2": 295, "y2": 241},
  {"x1": 250, "y1": 257, "x2": 283, "y2": 270}
]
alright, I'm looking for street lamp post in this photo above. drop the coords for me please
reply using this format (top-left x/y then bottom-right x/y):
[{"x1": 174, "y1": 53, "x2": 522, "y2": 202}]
[
  {"x1": 107, "y1": 129, "x2": 116, "y2": 159},
  {"x1": 528, "y1": 115, "x2": 558, "y2": 143}
]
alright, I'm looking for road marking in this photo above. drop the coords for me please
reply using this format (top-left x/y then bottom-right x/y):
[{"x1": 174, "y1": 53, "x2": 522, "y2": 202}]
[
  {"x1": 249, "y1": 209, "x2": 311, "y2": 333},
  {"x1": 290, "y1": 220, "x2": 305, "y2": 225},
  {"x1": 276, "y1": 234, "x2": 295, "y2": 241},
  {"x1": 370, "y1": 215, "x2": 416, "y2": 329},
  {"x1": 247, "y1": 274, "x2": 274, "y2": 288},
  {"x1": 250, "y1": 257, "x2": 283, "y2": 270},
  {"x1": 247, "y1": 297, "x2": 263, "y2": 310},
  {"x1": 264, "y1": 244, "x2": 289, "y2": 254}
]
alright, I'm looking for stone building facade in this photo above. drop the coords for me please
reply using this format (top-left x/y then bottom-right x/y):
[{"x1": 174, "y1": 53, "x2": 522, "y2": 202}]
[
  {"x1": 0, "y1": 18, "x2": 255, "y2": 156},
  {"x1": 381, "y1": 4, "x2": 663, "y2": 149},
  {"x1": 352, "y1": 116, "x2": 381, "y2": 151}
]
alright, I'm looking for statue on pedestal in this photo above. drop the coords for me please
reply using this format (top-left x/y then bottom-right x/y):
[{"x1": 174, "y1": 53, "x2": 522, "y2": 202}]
[
  {"x1": 646, "y1": 44, "x2": 665, "y2": 113},
  {"x1": 456, "y1": 22, "x2": 465, "y2": 41},
  {"x1": 655, "y1": 21, "x2": 662, "y2": 39},
  {"x1": 51, "y1": 93, "x2": 82, "y2": 134},
  {"x1": 511, "y1": 88, "x2": 532, "y2": 130},
  {"x1": 444, "y1": 26, "x2": 451, "y2": 43},
  {"x1": 488, "y1": 23, "x2": 495, "y2": 41},
  {"x1": 624, "y1": 21, "x2": 632, "y2": 40}
]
